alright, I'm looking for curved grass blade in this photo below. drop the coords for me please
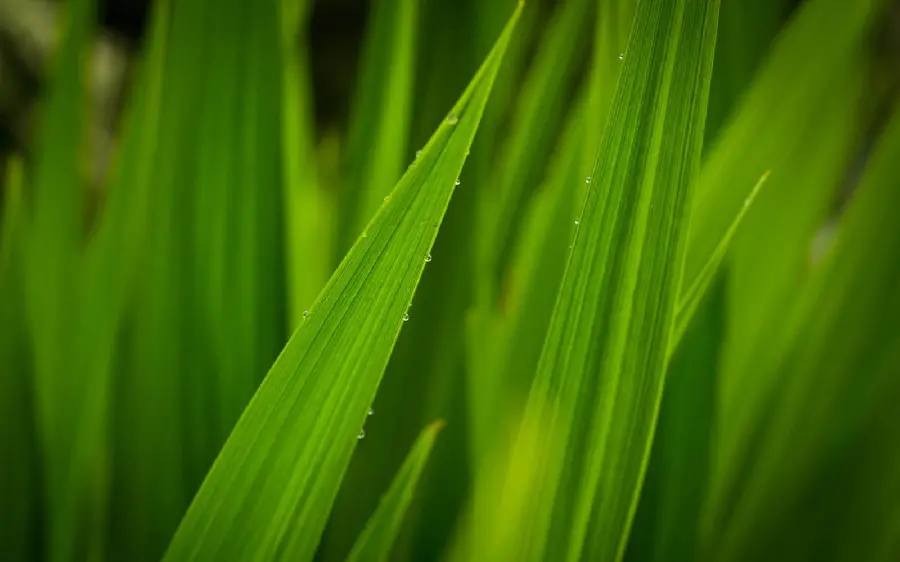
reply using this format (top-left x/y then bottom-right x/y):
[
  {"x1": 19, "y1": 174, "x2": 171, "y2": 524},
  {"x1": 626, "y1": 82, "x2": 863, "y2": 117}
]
[
  {"x1": 162, "y1": 7, "x2": 522, "y2": 560},
  {"x1": 345, "y1": 420, "x2": 444, "y2": 562},
  {"x1": 499, "y1": 0, "x2": 721, "y2": 560}
]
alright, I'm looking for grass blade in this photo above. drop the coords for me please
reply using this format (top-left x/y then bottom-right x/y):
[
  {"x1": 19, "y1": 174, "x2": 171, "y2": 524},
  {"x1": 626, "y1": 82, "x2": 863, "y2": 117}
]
[
  {"x1": 669, "y1": 170, "x2": 766, "y2": 356},
  {"x1": 345, "y1": 421, "x2": 444, "y2": 562},
  {"x1": 281, "y1": 0, "x2": 332, "y2": 329},
  {"x1": 22, "y1": 0, "x2": 97, "y2": 558},
  {"x1": 337, "y1": 0, "x2": 419, "y2": 257},
  {"x1": 162, "y1": 7, "x2": 521, "y2": 559},
  {"x1": 703, "y1": 100, "x2": 900, "y2": 562},
  {"x1": 475, "y1": 0, "x2": 592, "y2": 301},
  {"x1": 466, "y1": 95, "x2": 586, "y2": 464},
  {"x1": 625, "y1": 275, "x2": 726, "y2": 562},
  {"x1": 0, "y1": 156, "x2": 39, "y2": 561},
  {"x1": 682, "y1": 0, "x2": 879, "y2": 301},
  {"x1": 499, "y1": 0, "x2": 721, "y2": 559}
]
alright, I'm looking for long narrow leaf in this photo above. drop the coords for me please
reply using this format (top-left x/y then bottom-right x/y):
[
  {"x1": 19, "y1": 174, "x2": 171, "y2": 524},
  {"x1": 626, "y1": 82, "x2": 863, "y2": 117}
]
[
  {"x1": 162, "y1": 7, "x2": 521, "y2": 559},
  {"x1": 345, "y1": 421, "x2": 444, "y2": 562},
  {"x1": 500, "y1": 0, "x2": 721, "y2": 560}
]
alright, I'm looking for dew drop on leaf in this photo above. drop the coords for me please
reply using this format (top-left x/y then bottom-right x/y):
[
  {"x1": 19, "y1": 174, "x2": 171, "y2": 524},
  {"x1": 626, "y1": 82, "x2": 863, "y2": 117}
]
[
  {"x1": 426, "y1": 253, "x2": 432, "y2": 263},
  {"x1": 446, "y1": 112, "x2": 459, "y2": 125},
  {"x1": 358, "y1": 429, "x2": 366, "y2": 440},
  {"x1": 368, "y1": 407, "x2": 374, "y2": 416},
  {"x1": 403, "y1": 312, "x2": 410, "y2": 322}
]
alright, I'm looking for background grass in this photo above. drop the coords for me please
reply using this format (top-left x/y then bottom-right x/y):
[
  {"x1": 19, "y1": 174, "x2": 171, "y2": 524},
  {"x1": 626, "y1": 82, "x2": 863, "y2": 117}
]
[{"x1": 1, "y1": 0, "x2": 899, "y2": 560}]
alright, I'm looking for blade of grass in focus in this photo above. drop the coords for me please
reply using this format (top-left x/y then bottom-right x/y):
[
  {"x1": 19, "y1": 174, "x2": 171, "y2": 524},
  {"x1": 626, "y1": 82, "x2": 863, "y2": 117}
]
[
  {"x1": 346, "y1": 420, "x2": 444, "y2": 562},
  {"x1": 162, "y1": 8, "x2": 521, "y2": 559},
  {"x1": 485, "y1": 0, "x2": 721, "y2": 559}
]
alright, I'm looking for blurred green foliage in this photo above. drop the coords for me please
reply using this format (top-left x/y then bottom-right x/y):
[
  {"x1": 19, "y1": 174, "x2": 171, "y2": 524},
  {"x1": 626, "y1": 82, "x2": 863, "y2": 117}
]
[{"x1": 0, "y1": 0, "x2": 898, "y2": 560}]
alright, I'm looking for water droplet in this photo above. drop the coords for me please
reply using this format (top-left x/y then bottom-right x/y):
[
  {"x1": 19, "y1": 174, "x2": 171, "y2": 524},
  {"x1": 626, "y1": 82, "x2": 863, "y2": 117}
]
[
  {"x1": 426, "y1": 253, "x2": 432, "y2": 263},
  {"x1": 618, "y1": 53, "x2": 624, "y2": 61},
  {"x1": 446, "y1": 112, "x2": 459, "y2": 125},
  {"x1": 368, "y1": 406, "x2": 374, "y2": 416},
  {"x1": 403, "y1": 312, "x2": 410, "y2": 322},
  {"x1": 384, "y1": 195, "x2": 391, "y2": 202},
  {"x1": 455, "y1": 180, "x2": 461, "y2": 186},
  {"x1": 362, "y1": 232, "x2": 368, "y2": 239},
  {"x1": 358, "y1": 429, "x2": 366, "y2": 440},
  {"x1": 416, "y1": 150, "x2": 422, "y2": 159},
  {"x1": 302, "y1": 310, "x2": 309, "y2": 319},
  {"x1": 585, "y1": 177, "x2": 591, "y2": 184},
  {"x1": 574, "y1": 220, "x2": 580, "y2": 225}
]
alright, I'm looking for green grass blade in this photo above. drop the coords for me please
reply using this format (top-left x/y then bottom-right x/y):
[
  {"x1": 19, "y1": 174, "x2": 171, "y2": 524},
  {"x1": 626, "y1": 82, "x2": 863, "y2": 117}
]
[
  {"x1": 345, "y1": 420, "x2": 444, "y2": 562},
  {"x1": 501, "y1": 0, "x2": 721, "y2": 559},
  {"x1": 162, "y1": 8, "x2": 521, "y2": 560},
  {"x1": 625, "y1": 275, "x2": 726, "y2": 562},
  {"x1": 704, "y1": 99, "x2": 900, "y2": 561},
  {"x1": 466, "y1": 95, "x2": 586, "y2": 464},
  {"x1": 337, "y1": 0, "x2": 419, "y2": 257},
  {"x1": 0, "y1": 156, "x2": 39, "y2": 561},
  {"x1": 584, "y1": 0, "x2": 634, "y2": 166},
  {"x1": 22, "y1": 0, "x2": 96, "y2": 558},
  {"x1": 706, "y1": 0, "x2": 787, "y2": 139},
  {"x1": 668, "y1": 170, "x2": 767, "y2": 356},
  {"x1": 682, "y1": 0, "x2": 879, "y2": 301},
  {"x1": 475, "y1": 0, "x2": 592, "y2": 301},
  {"x1": 281, "y1": 0, "x2": 332, "y2": 329}
]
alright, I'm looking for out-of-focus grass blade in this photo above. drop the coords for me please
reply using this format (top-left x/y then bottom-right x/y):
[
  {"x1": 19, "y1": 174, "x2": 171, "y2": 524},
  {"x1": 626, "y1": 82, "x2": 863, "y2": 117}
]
[
  {"x1": 22, "y1": 0, "x2": 96, "y2": 558},
  {"x1": 475, "y1": 0, "x2": 592, "y2": 300},
  {"x1": 337, "y1": 0, "x2": 418, "y2": 256},
  {"x1": 0, "y1": 156, "x2": 39, "y2": 561},
  {"x1": 706, "y1": 0, "x2": 787, "y2": 138},
  {"x1": 584, "y1": 0, "x2": 634, "y2": 165},
  {"x1": 625, "y1": 275, "x2": 726, "y2": 562},
  {"x1": 495, "y1": 0, "x2": 721, "y2": 560},
  {"x1": 281, "y1": 0, "x2": 332, "y2": 329},
  {"x1": 345, "y1": 421, "x2": 444, "y2": 562},
  {"x1": 162, "y1": 8, "x2": 521, "y2": 560},
  {"x1": 466, "y1": 96, "x2": 585, "y2": 464},
  {"x1": 703, "y1": 100, "x2": 900, "y2": 562},
  {"x1": 683, "y1": 0, "x2": 879, "y2": 300},
  {"x1": 719, "y1": 69, "x2": 861, "y2": 382}
]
